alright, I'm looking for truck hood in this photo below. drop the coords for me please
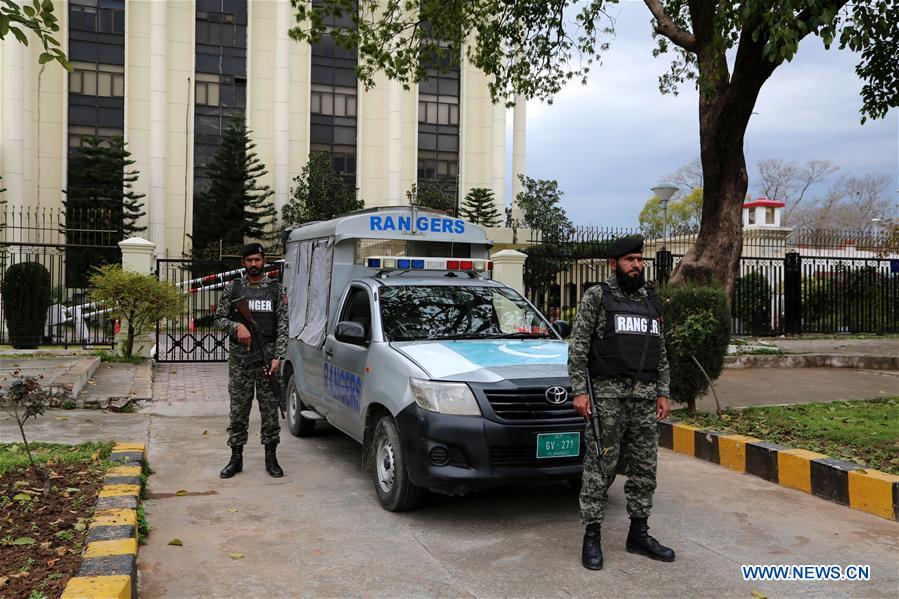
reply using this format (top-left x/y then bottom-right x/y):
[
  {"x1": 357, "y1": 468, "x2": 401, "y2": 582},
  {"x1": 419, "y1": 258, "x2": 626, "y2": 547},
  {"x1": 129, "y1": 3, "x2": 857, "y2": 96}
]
[{"x1": 391, "y1": 339, "x2": 569, "y2": 383}]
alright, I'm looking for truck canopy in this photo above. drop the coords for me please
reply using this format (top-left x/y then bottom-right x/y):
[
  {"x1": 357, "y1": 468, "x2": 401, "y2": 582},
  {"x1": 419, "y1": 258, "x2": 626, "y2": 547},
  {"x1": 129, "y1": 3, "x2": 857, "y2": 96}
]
[{"x1": 284, "y1": 207, "x2": 494, "y2": 348}]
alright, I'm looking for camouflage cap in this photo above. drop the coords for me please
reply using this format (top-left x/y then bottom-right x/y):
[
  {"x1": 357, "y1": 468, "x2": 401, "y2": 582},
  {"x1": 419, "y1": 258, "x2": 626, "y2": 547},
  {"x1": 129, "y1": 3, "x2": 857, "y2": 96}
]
[
  {"x1": 240, "y1": 242, "x2": 265, "y2": 258},
  {"x1": 606, "y1": 236, "x2": 644, "y2": 259}
]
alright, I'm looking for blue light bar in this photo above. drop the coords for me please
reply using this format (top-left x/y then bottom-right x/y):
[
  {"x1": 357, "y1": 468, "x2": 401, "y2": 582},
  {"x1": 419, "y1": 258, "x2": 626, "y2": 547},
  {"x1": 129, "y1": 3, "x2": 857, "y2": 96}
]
[
  {"x1": 397, "y1": 259, "x2": 411, "y2": 269},
  {"x1": 411, "y1": 259, "x2": 425, "y2": 269},
  {"x1": 367, "y1": 258, "x2": 381, "y2": 268}
]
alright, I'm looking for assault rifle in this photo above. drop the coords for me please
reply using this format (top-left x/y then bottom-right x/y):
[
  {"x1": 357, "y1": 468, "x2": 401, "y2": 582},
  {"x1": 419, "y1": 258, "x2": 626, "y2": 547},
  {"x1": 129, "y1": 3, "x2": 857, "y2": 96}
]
[
  {"x1": 232, "y1": 296, "x2": 285, "y2": 419},
  {"x1": 585, "y1": 372, "x2": 603, "y2": 465}
]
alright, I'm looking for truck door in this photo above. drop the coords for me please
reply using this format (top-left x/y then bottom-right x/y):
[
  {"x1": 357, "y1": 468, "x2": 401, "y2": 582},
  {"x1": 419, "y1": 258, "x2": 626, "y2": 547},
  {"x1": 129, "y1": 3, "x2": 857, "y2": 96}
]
[{"x1": 322, "y1": 284, "x2": 370, "y2": 439}]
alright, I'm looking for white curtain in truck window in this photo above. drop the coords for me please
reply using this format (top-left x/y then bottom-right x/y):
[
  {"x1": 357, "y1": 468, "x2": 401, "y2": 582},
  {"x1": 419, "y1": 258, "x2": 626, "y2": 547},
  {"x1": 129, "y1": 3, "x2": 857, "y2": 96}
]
[
  {"x1": 287, "y1": 241, "x2": 308, "y2": 338},
  {"x1": 299, "y1": 238, "x2": 333, "y2": 347}
]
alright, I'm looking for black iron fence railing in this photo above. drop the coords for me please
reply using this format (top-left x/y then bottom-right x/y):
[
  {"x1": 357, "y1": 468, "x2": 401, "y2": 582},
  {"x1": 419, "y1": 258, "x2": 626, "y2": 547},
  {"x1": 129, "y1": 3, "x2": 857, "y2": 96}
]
[{"x1": 523, "y1": 226, "x2": 899, "y2": 336}]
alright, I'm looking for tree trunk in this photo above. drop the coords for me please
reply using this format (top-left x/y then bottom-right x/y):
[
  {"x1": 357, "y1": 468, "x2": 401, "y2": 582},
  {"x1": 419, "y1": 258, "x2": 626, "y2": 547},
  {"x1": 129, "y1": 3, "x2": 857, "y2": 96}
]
[
  {"x1": 126, "y1": 323, "x2": 136, "y2": 358},
  {"x1": 669, "y1": 17, "x2": 778, "y2": 295}
]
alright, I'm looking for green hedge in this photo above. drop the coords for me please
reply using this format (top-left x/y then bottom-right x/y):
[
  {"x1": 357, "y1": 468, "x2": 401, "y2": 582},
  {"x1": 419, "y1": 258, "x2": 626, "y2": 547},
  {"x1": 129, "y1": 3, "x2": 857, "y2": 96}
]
[
  {"x1": 660, "y1": 285, "x2": 731, "y2": 410},
  {"x1": 1, "y1": 262, "x2": 52, "y2": 349}
]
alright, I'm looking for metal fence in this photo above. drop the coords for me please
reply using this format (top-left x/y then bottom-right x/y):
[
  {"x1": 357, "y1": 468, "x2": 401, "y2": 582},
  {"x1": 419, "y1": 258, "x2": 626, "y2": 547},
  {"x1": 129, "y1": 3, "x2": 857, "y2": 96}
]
[
  {"x1": 524, "y1": 226, "x2": 899, "y2": 336},
  {"x1": 155, "y1": 258, "x2": 284, "y2": 362},
  {"x1": 0, "y1": 206, "x2": 122, "y2": 348}
]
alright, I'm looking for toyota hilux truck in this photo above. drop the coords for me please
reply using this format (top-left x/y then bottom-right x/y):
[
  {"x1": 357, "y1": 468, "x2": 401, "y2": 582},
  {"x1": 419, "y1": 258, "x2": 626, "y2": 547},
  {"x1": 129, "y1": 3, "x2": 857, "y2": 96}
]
[{"x1": 281, "y1": 207, "x2": 582, "y2": 511}]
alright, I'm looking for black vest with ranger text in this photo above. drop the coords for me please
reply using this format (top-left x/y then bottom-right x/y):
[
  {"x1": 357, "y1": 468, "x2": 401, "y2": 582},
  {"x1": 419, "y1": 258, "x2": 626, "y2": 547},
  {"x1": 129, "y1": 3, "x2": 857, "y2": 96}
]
[
  {"x1": 230, "y1": 280, "x2": 278, "y2": 341},
  {"x1": 589, "y1": 282, "x2": 662, "y2": 383}
]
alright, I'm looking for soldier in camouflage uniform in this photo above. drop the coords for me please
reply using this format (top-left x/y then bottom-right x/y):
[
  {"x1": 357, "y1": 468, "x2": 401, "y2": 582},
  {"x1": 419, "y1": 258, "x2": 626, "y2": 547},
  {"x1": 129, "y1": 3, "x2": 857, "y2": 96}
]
[
  {"x1": 215, "y1": 243, "x2": 289, "y2": 479},
  {"x1": 568, "y1": 236, "x2": 675, "y2": 570}
]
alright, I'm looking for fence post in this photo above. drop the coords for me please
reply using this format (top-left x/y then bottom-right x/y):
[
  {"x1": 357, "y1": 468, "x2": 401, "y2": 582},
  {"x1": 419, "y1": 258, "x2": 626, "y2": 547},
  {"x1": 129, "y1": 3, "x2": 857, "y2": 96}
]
[
  {"x1": 491, "y1": 249, "x2": 527, "y2": 294},
  {"x1": 656, "y1": 249, "x2": 673, "y2": 286},
  {"x1": 783, "y1": 250, "x2": 802, "y2": 335},
  {"x1": 118, "y1": 237, "x2": 157, "y2": 357}
]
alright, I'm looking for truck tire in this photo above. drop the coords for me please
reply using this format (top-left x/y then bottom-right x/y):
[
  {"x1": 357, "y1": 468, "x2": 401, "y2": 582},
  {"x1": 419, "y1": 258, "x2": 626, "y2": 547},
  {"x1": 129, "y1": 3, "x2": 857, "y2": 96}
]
[
  {"x1": 372, "y1": 415, "x2": 423, "y2": 512},
  {"x1": 286, "y1": 374, "x2": 316, "y2": 437}
]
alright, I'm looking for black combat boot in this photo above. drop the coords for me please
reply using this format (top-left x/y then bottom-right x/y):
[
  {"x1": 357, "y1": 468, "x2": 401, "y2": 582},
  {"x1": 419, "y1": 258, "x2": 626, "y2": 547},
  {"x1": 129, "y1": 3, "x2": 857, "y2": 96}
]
[
  {"x1": 626, "y1": 517, "x2": 675, "y2": 562},
  {"x1": 581, "y1": 523, "x2": 603, "y2": 570},
  {"x1": 264, "y1": 443, "x2": 284, "y2": 478},
  {"x1": 219, "y1": 446, "x2": 243, "y2": 478}
]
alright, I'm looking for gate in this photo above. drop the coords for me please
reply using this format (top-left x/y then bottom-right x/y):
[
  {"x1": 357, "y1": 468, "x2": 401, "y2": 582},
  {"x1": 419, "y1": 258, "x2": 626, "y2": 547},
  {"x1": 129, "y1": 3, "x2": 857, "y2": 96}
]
[
  {"x1": 155, "y1": 258, "x2": 283, "y2": 362},
  {"x1": 0, "y1": 207, "x2": 118, "y2": 349}
]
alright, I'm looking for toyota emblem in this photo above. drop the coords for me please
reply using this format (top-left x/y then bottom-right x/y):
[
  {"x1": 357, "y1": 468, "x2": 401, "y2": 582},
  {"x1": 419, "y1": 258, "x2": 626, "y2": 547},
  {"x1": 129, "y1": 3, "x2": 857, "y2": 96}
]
[{"x1": 545, "y1": 386, "x2": 568, "y2": 405}]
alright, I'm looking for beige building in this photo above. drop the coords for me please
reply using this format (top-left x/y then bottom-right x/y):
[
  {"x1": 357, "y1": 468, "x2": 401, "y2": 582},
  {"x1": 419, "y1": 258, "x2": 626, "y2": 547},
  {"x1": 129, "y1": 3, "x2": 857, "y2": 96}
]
[{"x1": 1, "y1": 0, "x2": 526, "y2": 258}]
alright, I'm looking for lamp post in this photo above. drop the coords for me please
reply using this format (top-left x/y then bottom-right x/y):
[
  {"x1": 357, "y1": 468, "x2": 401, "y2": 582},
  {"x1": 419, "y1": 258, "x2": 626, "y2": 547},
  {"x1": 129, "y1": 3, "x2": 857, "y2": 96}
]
[
  {"x1": 651, "y1": 182, "x2": 679, "y2": 248},
  {"x1": 650, "y1": 182, "x2": 678, "y2": 285}
]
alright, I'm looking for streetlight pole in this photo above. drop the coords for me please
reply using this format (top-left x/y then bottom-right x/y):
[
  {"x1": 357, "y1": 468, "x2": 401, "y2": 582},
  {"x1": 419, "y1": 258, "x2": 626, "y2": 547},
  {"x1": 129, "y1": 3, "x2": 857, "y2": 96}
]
[{"x1": 651, "y1": 182, "x2": 678, "y2": 285}]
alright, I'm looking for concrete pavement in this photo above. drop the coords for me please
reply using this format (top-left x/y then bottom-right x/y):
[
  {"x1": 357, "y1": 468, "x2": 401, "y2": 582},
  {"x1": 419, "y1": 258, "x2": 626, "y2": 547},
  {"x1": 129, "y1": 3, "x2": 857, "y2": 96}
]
[{"x1": 4, "y1": 392, "x2": 897, "y2": 597}]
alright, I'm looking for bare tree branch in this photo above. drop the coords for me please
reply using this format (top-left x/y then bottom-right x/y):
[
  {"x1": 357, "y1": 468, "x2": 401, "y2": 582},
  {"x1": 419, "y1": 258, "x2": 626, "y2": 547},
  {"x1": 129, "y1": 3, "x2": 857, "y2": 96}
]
[{"x1": 643, "y1": 0, "x2": 696, "y2": 51}]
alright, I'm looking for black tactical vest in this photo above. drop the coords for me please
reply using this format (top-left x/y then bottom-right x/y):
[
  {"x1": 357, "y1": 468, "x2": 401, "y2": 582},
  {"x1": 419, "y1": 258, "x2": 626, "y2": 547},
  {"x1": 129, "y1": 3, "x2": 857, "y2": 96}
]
[
  {"x1": 230, "y1": 280, "x2": 278, "y2": 341},
  {"x1": 589, "y1": 282, "x2": 662, "y2": 383}
]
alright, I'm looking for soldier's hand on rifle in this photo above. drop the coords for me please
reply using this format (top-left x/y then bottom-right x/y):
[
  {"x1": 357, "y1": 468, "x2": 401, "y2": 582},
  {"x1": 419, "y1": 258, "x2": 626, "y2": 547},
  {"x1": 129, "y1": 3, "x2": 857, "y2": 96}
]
[
  {"x1": 235, "y1": 323, "x2": 252, "y2": 348},
  {"x1": 573, "y1": 393, "x2": 591, "y2": 420},
  {"x1": 656, "y1": 396, "x2": 670, "y2": 420},
  {"x1": 268, "y1": 358, "x2": 280, "y2": 376}
]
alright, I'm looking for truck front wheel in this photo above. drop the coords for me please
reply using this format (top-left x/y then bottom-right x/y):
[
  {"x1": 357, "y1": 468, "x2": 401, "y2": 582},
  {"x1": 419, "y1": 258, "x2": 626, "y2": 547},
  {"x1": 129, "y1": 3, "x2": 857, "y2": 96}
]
[
  {"x1": 372, "y1": 415, "x2": 423, "y2": 511},
  {"x1": 286, "y1": 374, "x2": 316, "y2": 437}
]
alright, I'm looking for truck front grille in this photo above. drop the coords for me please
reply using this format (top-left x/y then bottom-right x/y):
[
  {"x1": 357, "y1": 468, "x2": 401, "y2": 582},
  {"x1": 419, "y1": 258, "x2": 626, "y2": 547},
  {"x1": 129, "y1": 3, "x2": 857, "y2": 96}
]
[
  {"x1": 482, "y1": 388, "x2": 578, "y2": 421},
  {"x1": 490, "y1": 445, "x2": 583, "y2": 468}
]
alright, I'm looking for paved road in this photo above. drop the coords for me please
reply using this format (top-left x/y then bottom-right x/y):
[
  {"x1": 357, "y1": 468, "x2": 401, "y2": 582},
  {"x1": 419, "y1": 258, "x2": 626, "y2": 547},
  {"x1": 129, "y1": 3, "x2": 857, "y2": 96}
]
[
  {"x1": 6, "y1": 406, "x2": 896, "y2": 597},
  {"x1": 3, "y1": 362, "x2": 897, "y2": 597}
]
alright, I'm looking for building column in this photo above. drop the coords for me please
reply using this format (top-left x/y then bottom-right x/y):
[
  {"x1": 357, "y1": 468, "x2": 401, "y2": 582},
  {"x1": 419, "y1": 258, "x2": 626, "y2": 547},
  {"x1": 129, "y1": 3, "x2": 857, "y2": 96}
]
[
  {"x1": 491, "y1": 99, "x2": 506, "y2": 220},
  {"x1": 511, "y1": 94, "x2": 526, "y2": 223},
  {"x1": 386, "y1": 79, "x2": 403, "y2": 204},
  {"x1": 2, "y1": 38, "x2": 33, "y2": 243},
  {"x1": 273, "y1": 0, "x2": 291, "y2": 218},
  {"x1": 149, "y1": 0, "x2": 168, "y2": 256}
]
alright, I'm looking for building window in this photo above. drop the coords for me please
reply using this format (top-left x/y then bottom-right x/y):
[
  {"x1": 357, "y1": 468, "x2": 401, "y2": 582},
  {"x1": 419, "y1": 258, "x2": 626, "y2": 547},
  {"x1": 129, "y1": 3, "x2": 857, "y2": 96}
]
[
  {"x1": 765, "y1": 207, "x2": 776, "y2": 224},
  {"x1": 417, "y1": 63, "x2": 460, "y2": 202},
  {"x1": 68, "y1": 125, "x2": 124, "y2": 150},
  {"x1": 70, "y1": 61, "x2": 124, "y2": 97},
  {"x1": 310, "y1": 30, "x2": 358, "y2": 185},
  {"x1": 70, "y1": 0, "x2": 125, "y2": 34},
  {"x1": 748, "y1": 209, "x2": 756, "y2": 225}
]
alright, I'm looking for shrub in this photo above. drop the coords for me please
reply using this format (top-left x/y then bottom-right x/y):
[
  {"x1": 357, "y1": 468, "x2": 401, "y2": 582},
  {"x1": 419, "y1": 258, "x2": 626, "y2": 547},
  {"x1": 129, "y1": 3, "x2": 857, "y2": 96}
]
[
  {"x1": 1, "y1": 262, "x2": 52, "y2": 349},
  {"x1": 733, "y1": 271, "x2": 771, "y2": 332},
  {"x1": 660, "y1": 285, "x2": 731, "y2": 411},
  {"x1": 89, "y1": 265, "x2": 184, "y2": 358}
]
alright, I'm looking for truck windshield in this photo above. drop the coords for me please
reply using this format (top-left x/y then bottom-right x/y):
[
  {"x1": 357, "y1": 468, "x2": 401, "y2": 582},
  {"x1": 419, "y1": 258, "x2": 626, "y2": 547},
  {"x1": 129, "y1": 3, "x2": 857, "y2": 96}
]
[{"x1": 379, "y1": 285, "x2": 553, "y2": 341}]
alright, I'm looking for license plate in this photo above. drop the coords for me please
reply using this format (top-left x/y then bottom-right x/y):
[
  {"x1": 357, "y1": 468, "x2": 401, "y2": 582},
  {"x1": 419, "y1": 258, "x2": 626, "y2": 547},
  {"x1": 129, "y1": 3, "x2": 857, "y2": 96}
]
[{"x1": 536, "y1": 432, "x2": 581, "y2": 459}]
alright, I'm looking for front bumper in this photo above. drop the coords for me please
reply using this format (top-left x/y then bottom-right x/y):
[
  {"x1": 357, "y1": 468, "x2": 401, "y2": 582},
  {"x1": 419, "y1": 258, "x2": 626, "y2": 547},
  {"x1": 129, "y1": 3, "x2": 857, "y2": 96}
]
[{"x1": 395, "y1": 403, "x2": 586, "y2": 496}]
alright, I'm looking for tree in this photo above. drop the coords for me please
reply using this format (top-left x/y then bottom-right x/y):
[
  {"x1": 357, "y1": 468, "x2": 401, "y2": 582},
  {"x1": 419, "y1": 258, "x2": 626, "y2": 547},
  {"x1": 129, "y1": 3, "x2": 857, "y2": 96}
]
[
  {"x1": 790, "y1": 172, "x2": 893, "y2": 230},
  {"x1": 64, "y1": 136, "x2": 146, "y2": 240},
  {"x1": 89, "y1": 264, "x2": 184, "y2": 359},
  {"x1": 289, "y1": 0, "x2": 897, "y2": 292},
  {"x1": 639, "y1": 187, "x2": 703, "y2": 239},
  {"x1": 0, "y1": 0, "x2": 70, "y2": 70},
  {"x1": 516, "y1": 175, "x2": 574, "y2": 242},
  {"x1": 406, "y1": 180, "x2": 455, "y2": 215},
  {"x1": 0, "y1": 369, "x2": 51, "y2": 490},
  {"x1": 754, "y1": 158, "x2": 839, "y2": 223},
  {"x1": 665, "y1": 158, "x2": 704, "y2": 201},
  {"x1": 282, "y1": 151, "x2": 363, "y2": 226},
  {"x1": 193, "y1": 117, "x2": 276, "y2": 257},
  {"x1": 459, "y1": 187, "x2": 501, "y2": 226}
]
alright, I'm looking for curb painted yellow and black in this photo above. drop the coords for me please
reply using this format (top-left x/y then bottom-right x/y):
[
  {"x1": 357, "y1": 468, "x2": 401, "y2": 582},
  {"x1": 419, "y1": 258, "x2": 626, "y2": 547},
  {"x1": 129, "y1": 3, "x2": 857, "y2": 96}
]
[
  {"x1": 658, "y1": 420, "x2": 899, "y2": 521},
  {"x1": 61, "y1": 443, "x2": 146, "y2": 599}
]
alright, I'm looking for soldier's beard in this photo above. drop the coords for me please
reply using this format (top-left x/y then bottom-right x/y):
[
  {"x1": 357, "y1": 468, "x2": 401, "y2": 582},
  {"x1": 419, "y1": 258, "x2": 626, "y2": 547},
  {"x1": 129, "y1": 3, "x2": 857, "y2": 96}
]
[
  {"x1": 245, "y1": 266, "x2": 262, "y2": 276},
  {"x1": 615, "y1": 265, "x2": 645, "y2": 293}
]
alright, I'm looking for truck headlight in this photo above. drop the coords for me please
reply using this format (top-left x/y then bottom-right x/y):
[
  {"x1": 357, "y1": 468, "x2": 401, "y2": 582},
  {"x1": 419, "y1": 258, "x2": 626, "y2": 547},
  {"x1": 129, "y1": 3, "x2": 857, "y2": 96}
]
[{"x1": 409, "y1": 379, "x2": 482, "y2": 416}]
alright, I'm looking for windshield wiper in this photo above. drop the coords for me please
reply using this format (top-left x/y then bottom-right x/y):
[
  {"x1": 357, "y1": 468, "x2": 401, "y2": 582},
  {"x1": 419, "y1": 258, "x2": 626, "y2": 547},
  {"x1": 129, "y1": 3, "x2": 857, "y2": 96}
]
[
  {"x1": 430, "y1": 333, "x2": 496, "y2": 341},
  {"x1": 491, "y1": 332, "x2": 553, "y2": 339}
]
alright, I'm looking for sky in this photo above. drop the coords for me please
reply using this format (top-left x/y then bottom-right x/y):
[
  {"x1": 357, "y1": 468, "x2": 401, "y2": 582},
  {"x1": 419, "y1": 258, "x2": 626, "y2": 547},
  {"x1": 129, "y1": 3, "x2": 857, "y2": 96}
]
[{"x1": 506, "y1": 2, "x2": 899, "y2": 227}]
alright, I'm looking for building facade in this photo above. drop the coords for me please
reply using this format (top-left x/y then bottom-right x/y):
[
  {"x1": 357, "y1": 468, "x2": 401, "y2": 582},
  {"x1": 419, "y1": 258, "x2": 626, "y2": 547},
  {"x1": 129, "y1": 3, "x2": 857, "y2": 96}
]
[{"x1": 0, "y1": 0, "x2": 523, "y2": 257}]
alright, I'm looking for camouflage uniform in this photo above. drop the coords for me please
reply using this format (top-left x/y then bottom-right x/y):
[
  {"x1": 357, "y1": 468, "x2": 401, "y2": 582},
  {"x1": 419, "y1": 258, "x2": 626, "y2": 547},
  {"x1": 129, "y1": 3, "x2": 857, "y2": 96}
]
[
  {"x1": 214, "y1": 273, "x2": 289, "y2": 448},
  {"x1": 568, "y1": 275, "x2": 670, "y2": 525}
]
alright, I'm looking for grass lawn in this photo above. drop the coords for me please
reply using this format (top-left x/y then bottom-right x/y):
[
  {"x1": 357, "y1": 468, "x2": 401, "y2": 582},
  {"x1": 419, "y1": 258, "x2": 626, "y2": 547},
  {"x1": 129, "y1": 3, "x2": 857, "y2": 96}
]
[
  {"x1": 672, "y1": 396, "x2": 899, "y2": 475},
  {"x1": 0, "y1": 442, "x2": 113, "y2": 598}
]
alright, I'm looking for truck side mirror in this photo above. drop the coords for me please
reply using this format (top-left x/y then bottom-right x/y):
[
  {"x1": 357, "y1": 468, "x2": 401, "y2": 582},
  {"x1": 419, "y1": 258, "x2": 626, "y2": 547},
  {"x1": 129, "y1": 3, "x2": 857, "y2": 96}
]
[
  {"x1": 335, "y1": 321, "x2": 368, "y2": 345},
  {"x1": 552, "y1": 320, "x2": 571, "y2": 339}
]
